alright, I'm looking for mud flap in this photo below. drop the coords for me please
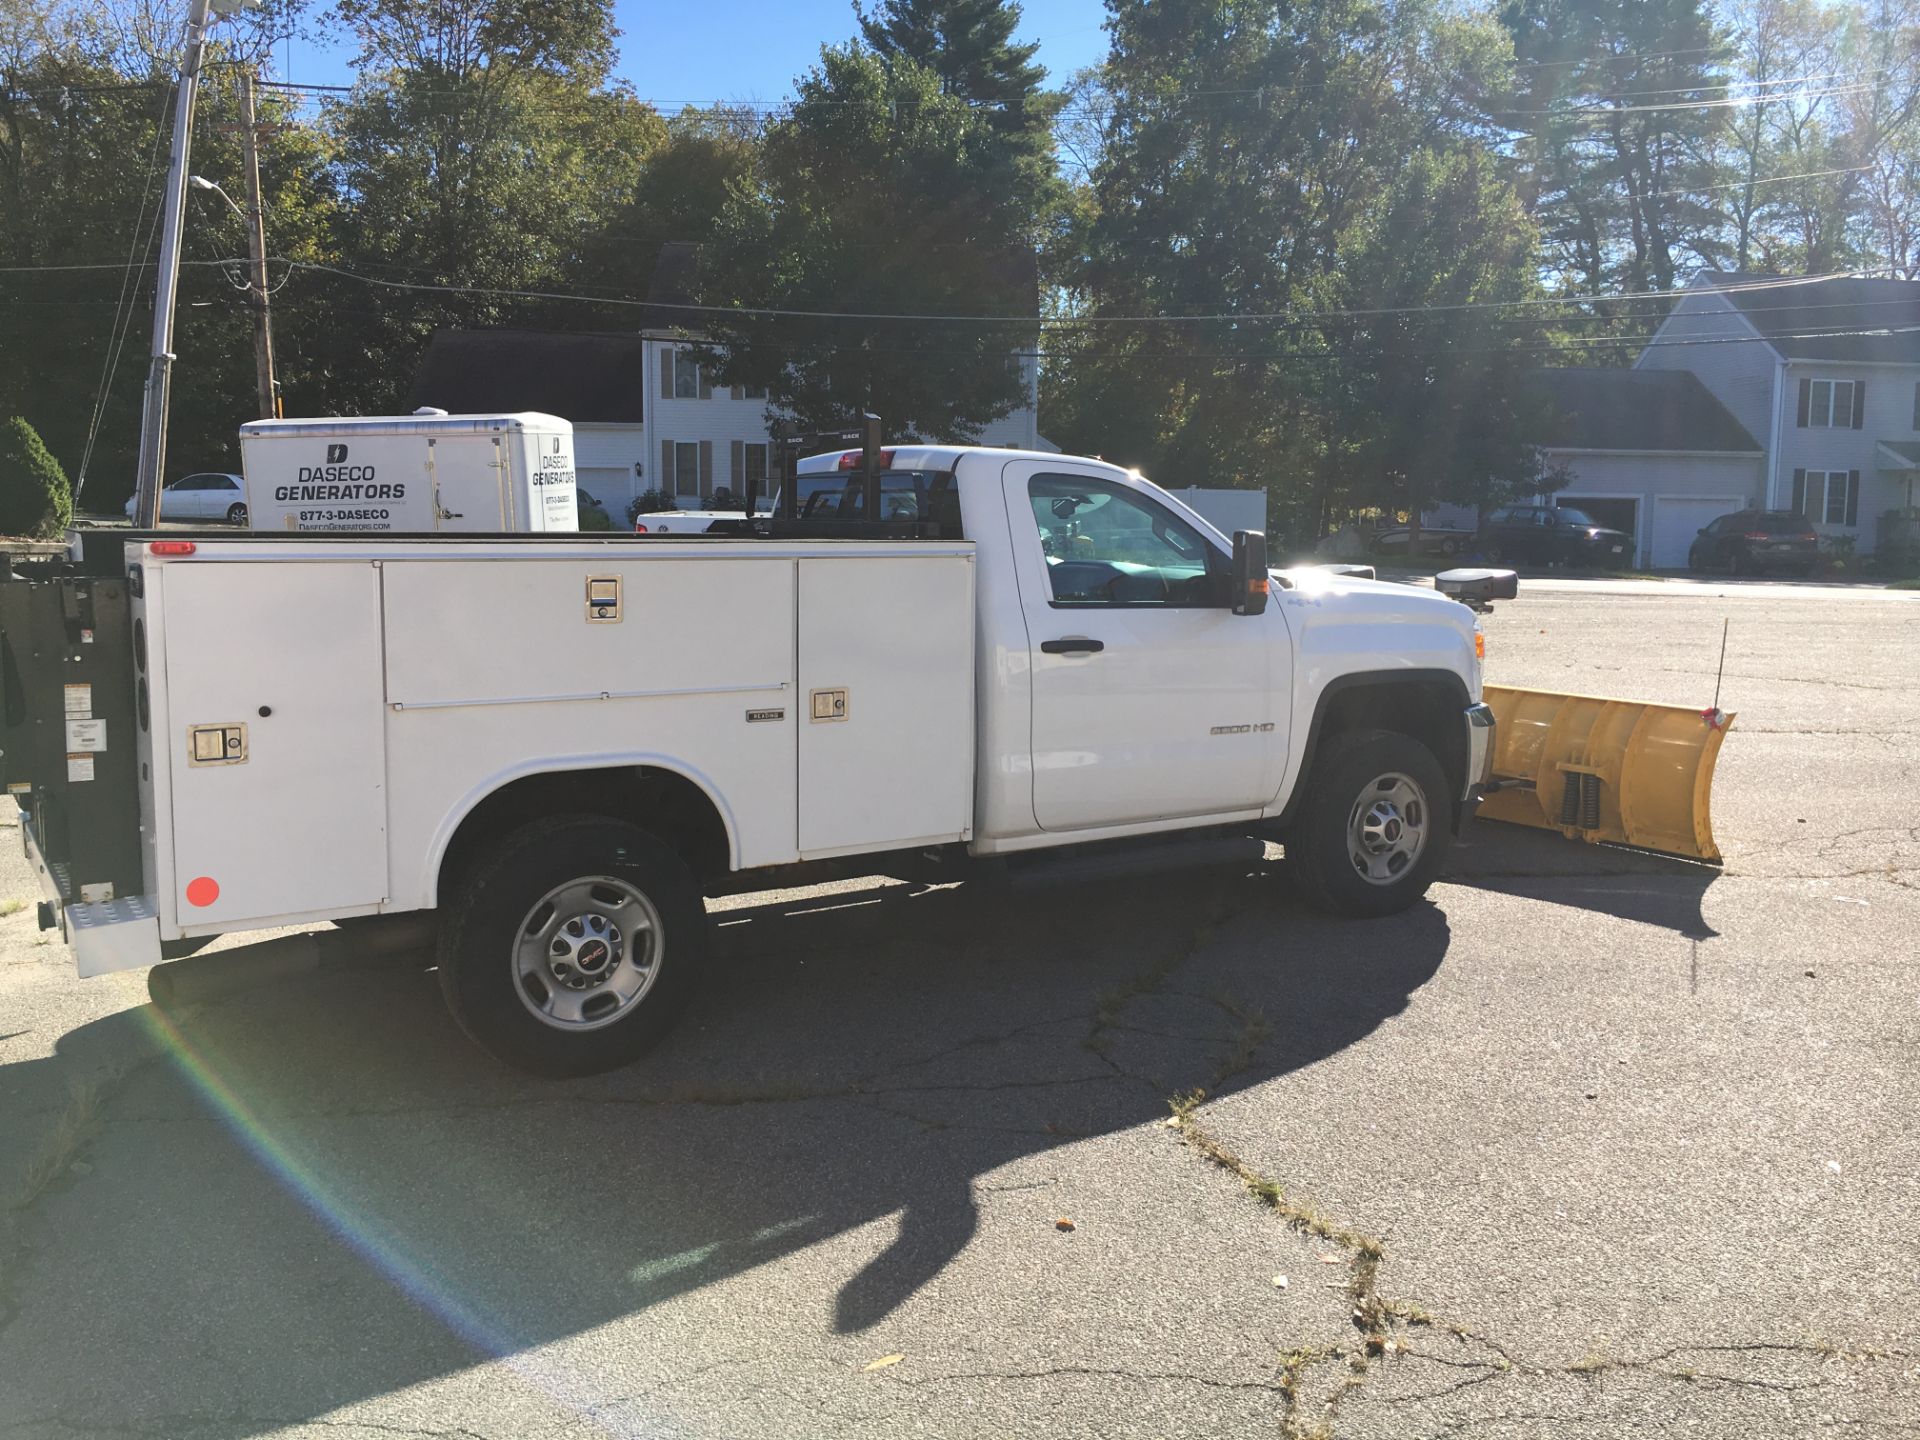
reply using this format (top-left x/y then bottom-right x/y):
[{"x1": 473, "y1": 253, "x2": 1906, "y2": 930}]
[{"x1": 1477, "y1": 684, "x2": 1732, "y2": 864}]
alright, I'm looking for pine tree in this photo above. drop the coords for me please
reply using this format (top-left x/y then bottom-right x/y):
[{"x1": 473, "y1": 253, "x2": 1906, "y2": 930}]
[
  {"x1": 0, "y1": 416, "x2": 73, "y2": 538},
  {"x1": 859, "y1": 0, "x2": 1045, "y2": 104}
]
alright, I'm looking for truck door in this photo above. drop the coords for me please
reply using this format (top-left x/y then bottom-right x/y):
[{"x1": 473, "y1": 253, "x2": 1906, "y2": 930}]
[{"x1": 1000, "y1": 459, "x2": 1287, "y2": 832}]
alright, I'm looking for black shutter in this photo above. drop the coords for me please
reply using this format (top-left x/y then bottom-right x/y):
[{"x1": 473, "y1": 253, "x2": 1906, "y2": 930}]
[
  {"x1": 1845, "y1": 470, "x2": 1860, "y2": 526},
  {"x1": 1791, "y1": 468, "x2": 1806, "y2": 514},
  {"x1": 1852, "y1": 380, "x2": 1865, "y2": 429},
  {"x1": 1797, "y1": 377, "x2": 1811, "y2": 427},
  {"x1": 661, "y1": 349, "x2": 674, "y2": 400},
  {"x1": 1912, "y1": 380, "x2": 1920, "y2": 431}
]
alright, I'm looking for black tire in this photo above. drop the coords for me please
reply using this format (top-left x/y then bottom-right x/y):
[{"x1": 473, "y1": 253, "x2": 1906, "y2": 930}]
[
  {"x1": 226, "y1": 502, "x2": 248, "y2": 525},
  {"x1": 436, "y1": 815, "x2": 707, "y2": 1076},
  {"x1": 1687, "y1": 545, "x2": 1703, "y2": 571},
  {"x1": 1729, "y1": 547, "x2": 1747, "y2": 577},
  {"x1": 1483, "y1": 540, "x2": 1503, "y2": 564},
  {"x1": 1438, "y1": 537, "x2": 1458, "y2": 557},
  {"x1": 1284, "y1": 729, "x2": 1451, "y2": 918}
]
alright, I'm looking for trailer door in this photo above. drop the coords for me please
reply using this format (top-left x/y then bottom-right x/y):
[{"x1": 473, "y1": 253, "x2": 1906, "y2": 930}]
[{"x1": 163, "y1": 562, "x2": 387, "y2": 926}]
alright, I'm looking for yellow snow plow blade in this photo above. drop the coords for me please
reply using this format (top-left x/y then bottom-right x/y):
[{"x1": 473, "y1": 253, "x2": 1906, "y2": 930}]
[{"x1": 1478, "y1": 684, "x2": 1732, "y2": 864}]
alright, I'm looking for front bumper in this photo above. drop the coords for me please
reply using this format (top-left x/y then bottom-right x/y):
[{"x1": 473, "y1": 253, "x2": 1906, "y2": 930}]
[{"x1": 1461, "y1": 701, "x2": 1497, "y2": 807}]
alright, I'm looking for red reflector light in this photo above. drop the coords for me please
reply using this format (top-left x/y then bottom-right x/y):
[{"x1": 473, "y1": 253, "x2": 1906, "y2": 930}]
[
  {"x1": 148, "y1": 541, "x2": 196, "y2": 556},
  {"x1": 633, "y1": 523, "x2": 647, "y2": 533},
  {"x1": 836, "y1": 448, "x2": 896, "y2": 469}
]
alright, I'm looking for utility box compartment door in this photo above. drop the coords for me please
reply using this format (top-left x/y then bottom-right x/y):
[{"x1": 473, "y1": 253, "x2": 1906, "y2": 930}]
[
  {"x1": 796, "y1": 555, "x2": 974, "y2": 857},
  {"x1": 163, "y1": 563, "x2": 387, "y2": 925}
]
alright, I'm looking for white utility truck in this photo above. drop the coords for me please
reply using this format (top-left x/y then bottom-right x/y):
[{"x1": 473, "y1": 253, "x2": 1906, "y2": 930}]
[
  {"x1": 3, "y1": 446, "x2": 1496, "y2": 1075},
  {"x1": 237, "y1": 411, "x2": 579, "y2": 533}
]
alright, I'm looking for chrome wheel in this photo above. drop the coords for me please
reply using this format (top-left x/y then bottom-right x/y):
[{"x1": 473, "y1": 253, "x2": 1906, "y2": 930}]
[
  {"x1": 512, "y1": 876, "x2": 662, "y2": 1031},
  {"x1": 1346, "y1": 772, "x2": 1430, "y2": 886}
]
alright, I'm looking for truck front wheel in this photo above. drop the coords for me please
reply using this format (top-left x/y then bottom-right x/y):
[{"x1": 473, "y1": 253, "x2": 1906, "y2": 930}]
[
  {"x1": 1284, "y1": 729, "x2": 1450, "y2": 918},
  {"x1": 437, "y1": 816, "x2": 707, "y2": 1076}
]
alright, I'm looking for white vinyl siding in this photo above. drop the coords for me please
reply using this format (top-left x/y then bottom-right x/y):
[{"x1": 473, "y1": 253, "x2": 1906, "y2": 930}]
[{"x1": 1633, "y1": 287, "x2": 1776, "y2": 446}]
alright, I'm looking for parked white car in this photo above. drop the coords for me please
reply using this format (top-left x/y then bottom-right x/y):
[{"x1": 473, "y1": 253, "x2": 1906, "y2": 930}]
[{"x1": 124, "y1": 472, "x2": 248, "y2": 524}]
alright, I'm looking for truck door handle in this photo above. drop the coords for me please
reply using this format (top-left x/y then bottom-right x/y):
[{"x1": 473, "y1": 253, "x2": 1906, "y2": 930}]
[{"x1": 1041, "y1": 638, "x2": 1104, "y2": 654}]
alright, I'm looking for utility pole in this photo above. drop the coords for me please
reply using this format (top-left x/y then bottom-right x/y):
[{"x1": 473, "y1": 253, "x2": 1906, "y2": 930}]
[
  {"x1": 132, "y1": 0, "x2": 212, "y2": 528},
  {"x1": 131, "y1": 0, "x2": 258, "y2": 527},
  {"x1": 237, "y1": 67, "x2": 278, "y2": 419}
]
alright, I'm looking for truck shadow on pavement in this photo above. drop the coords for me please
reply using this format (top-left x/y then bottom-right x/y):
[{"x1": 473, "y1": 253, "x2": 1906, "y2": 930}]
[
  {"x1": 1443, "y1": 820, "x2": 1722, "y2": 939},
  {"x1": 3, "y1": 860, "x2": 1460, "y2": 1434}
]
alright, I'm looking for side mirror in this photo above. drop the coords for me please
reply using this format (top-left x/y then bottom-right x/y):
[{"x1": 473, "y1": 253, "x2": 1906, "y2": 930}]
[{"x1": 1232, "y1": 530, "x2": 1269, "y2": 615}]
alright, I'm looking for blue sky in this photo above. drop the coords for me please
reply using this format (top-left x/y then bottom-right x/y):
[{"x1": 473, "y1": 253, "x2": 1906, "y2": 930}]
[{"x1": 279, "y1": 0, "x2": 1113, "y2": 103}]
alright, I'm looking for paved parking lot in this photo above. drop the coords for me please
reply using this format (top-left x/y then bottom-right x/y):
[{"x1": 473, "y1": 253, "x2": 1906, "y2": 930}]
[{"x1": 1, "y1": 579, "x2": 1916, "y2": 1440}]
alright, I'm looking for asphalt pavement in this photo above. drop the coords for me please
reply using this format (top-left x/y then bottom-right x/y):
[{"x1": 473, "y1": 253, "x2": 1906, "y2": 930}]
[{"x1": 0, "y1": 578, "x2": 1915, "y2": 1439}]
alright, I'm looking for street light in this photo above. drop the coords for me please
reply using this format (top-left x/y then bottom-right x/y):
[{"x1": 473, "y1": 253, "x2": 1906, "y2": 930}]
[{"x1": 187, "y1": 173, "x2": 245, "y2": 220}]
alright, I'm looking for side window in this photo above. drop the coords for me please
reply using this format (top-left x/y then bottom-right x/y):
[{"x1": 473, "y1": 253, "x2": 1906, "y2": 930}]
[
  {"x1": 1027, "y1": 474, "x2": 1221, "y2": 607},
  {"x1": 672, "y1": 349, "x2": 700, "y2": 399}
]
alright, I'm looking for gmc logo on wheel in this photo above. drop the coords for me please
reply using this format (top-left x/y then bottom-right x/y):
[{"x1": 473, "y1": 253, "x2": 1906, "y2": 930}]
[{"x1": 326, "y1": 443, "x2": 349, "y2": 464}]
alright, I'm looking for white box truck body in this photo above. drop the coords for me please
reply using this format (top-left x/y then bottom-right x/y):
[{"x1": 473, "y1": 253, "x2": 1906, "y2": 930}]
[{"x1": 238, "y1": 412, "x2": 579, "y2": 534}]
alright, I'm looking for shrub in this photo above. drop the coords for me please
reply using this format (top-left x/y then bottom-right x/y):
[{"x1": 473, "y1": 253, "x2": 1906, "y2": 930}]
[{"x1": 0, "y1": 417, "x2": 72, "y2": 538}]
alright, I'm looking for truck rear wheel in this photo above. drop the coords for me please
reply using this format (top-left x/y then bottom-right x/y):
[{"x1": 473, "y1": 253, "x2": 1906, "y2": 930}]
[
  {"x1": 1284, "y1": 729, "x2": 1450, "y2": 918},
  {"x1": 436, "y1": 815, "x2": 707, "y2": 1076}
]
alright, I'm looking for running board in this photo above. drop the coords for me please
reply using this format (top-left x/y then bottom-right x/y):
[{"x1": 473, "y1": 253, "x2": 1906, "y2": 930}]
[{"x1": 1004, "y1": 833, "x2": 1270, "y2": 891}]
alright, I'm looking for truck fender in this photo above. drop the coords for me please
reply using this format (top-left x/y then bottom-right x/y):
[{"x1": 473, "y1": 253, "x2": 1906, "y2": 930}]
[
  {"x1": 1269, "y1": 667, "x2": 1473, "y2": 827},
  {"x1": 422, "y1": 752, "x2": 742, "y2": 908}
]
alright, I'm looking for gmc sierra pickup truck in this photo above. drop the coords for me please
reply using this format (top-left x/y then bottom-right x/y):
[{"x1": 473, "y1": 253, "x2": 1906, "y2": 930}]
[{"x1": 2, "y1": 445, "x2": 1495, "y2": 1075}]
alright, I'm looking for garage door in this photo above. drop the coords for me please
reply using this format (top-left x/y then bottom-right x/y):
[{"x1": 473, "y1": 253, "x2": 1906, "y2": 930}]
[
  {"x1": 1650, "y1": 497, "x2": 1745, "y2": 569},
  {"x1": 577, "y1": 466, "x2": 632, "y2": 517}
]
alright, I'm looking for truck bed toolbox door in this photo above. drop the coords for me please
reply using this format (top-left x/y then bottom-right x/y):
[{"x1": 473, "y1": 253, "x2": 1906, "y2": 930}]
[{"x1": 161, "y1": 561, "x2": 387, "y2": 926}]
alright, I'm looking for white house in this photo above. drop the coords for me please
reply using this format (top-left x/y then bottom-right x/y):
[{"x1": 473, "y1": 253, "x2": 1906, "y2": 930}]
[
  {"x1": 1527, "y1": 271, "x2": 1920, "y2": 564},
  {"x1": 1521, "y1": 367, "x2": 1765, "y2": 569}
]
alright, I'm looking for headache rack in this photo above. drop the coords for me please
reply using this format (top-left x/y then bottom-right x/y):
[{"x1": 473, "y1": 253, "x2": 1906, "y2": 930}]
[{"x1": 677, "y1": 413, "x2": 964, "y2": 542}]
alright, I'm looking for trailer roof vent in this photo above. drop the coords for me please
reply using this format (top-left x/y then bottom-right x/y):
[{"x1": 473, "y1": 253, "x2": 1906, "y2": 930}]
[{"x1": 411, "y1": 406, "x2": 450, "y2": 417}]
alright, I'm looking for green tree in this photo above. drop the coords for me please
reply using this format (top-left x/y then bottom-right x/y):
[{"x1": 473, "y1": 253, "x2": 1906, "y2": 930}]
[
  {"x1": 310, "y1": 0, "x2": 663, "y2": 414},
  {"x1": 696, "y1": 43, "x2": 1051, "y2": 438},
  {"x1": 0, "y1": 415, "x2": 73, "y2": 536},
  {"x1": 859, "y1": 0, "x2": 1044, "y2": 103},
  {"x1": 1500, "y1": 0, "x2": 1729, "y2": 295},
  {"x1": 1048, "y1": 0, "x2": 1539, "y2": 541}
]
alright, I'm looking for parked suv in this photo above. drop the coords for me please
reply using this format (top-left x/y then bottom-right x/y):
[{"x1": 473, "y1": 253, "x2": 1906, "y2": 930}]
[
  {"x1": 1687, "y1": 510, "x2": 1819, "y2": 576},
  {"x1": 1477, "y1": 505, "x2": 1631, "y2": 567}
]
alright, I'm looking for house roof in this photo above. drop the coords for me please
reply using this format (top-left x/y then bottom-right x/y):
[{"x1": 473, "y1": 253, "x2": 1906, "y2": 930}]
[
  {"x1": 1524, "y1": 368, "x2": 1761, "y2": 453},
  {"x1": 642, "y1": 240, "x2": 1042, "y2": 334},
  {"x1": 1690, "y1": 271, "x2": 1920, "y2": 364},
  {"x1": 409, "y1": 329, "x2": 647, "y2": 423},
  {"x1": 1879, "y1": 440, "x2": 1920, "y2": 466}
]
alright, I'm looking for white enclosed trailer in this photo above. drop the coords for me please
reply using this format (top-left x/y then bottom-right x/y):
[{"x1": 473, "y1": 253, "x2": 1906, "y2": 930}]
[{"x1": 238, "y1": 412, "x2": 579, "y2": 533}]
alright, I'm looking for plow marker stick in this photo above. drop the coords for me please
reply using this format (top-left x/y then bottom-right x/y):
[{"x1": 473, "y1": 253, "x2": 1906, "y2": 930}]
[{"x1": 1478, "y1": 684, "x2": 1733, "y2": 864}]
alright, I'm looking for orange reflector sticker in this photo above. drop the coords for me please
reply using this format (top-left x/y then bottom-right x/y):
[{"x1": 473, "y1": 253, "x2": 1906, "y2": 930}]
[
  {"x1": 1475, "y1": 632, "x2": 1486, "y2": 660},
  {"x1": 185, "y1": 876, "x2": 219, "y2": 907}
]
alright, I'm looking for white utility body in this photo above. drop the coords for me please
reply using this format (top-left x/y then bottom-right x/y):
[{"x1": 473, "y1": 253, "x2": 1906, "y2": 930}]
[
  {"x1": 11, "y1": 446, "x2": 1494, "y2": 1074},
  {"x1": 237, "y1": 411, "x2": 579, "y2": 533}
]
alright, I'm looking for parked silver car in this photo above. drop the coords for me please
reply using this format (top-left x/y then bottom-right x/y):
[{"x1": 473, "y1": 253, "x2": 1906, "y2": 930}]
[{"x1": 124, "y1": 472, "x2": 247, "y2": 525}]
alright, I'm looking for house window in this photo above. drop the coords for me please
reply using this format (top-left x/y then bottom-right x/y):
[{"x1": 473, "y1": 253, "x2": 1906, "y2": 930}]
[
  {"x1": 741, "y1": 443, "x2": 768, "y2": 489},
  {"x1": 1796, "y1": 469, "x2": 1859, "y2": 526},
  {"x1": 672, "y1": 348, "x2": 701, "y2": 399},
  {"x1": 1799, "y1": 377, "x2": 1863, "y2": 428},
  {"x1": 741, "y1": 383, "x2": 768, "y2": 401},
  {"x1": 673, "y1": 441, "x2": 700, "y2": 496}
]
